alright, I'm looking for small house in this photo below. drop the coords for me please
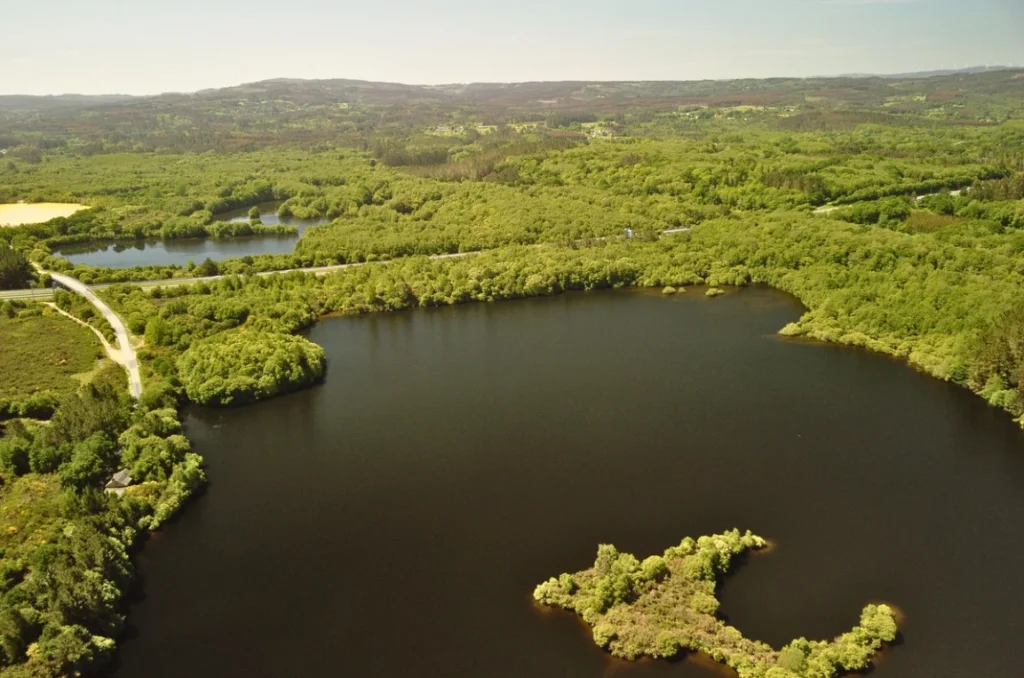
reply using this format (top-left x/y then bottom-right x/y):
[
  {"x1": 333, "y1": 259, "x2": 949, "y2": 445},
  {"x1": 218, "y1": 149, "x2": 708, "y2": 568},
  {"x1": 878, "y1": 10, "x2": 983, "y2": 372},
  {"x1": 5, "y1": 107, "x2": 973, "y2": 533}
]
[{"x1": 105, "y1": 469, "x2": 133, "y2": 496}]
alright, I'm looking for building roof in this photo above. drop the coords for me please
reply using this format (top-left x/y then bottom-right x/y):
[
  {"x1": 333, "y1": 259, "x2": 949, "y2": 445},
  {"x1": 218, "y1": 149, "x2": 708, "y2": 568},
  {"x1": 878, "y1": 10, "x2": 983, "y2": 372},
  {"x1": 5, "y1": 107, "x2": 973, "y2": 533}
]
[{"x1": 106, "y1": 469, "x2": 133, "y2": 489}]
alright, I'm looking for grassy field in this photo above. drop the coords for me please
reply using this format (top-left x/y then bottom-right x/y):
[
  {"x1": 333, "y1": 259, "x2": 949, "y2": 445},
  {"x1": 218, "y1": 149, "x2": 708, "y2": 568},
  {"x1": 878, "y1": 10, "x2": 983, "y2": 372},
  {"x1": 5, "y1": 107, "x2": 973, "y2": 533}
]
[{"x1": 0, "y1": 309, "x2": 102, "y2": 399}]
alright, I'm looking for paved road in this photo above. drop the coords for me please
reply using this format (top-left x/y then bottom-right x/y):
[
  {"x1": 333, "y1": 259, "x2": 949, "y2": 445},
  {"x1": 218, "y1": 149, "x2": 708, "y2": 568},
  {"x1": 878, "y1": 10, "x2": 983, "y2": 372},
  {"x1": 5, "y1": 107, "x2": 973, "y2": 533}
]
[
  {"x1": 119, "y1": 251, "x2": 476, "y2": 289},
  {"x1": 0, "y1": 287, "x2": 54, "y2": 301},
  {"x1": 47, "y1": 271, "x2": 143, "y2": 400},
  {"x1": 3, "y1": 229, "x2": 697, "y2": 300}
]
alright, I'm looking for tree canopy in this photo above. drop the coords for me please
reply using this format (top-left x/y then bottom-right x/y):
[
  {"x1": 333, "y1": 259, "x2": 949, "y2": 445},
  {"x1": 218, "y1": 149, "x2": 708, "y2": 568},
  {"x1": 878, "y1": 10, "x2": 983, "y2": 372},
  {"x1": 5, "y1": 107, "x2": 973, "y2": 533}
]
[{"x1": 176, "y1": 329, "x2": 326, "y2": 406}]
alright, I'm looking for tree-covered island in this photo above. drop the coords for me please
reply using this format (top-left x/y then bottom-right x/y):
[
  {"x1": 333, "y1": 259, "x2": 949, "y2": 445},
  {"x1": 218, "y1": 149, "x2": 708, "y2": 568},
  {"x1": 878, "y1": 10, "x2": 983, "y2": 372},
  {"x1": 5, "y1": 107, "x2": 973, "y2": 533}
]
[{"x1": 534, "y1": 530, "x2": 898, "y2": 678}]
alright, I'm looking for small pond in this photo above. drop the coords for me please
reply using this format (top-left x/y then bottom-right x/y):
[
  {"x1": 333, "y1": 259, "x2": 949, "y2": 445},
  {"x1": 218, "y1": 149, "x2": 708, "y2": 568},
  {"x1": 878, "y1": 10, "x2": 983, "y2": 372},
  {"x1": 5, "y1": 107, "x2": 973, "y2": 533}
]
[{"x1": 55, "y1": 203, "x2": 329, "y2": 269}]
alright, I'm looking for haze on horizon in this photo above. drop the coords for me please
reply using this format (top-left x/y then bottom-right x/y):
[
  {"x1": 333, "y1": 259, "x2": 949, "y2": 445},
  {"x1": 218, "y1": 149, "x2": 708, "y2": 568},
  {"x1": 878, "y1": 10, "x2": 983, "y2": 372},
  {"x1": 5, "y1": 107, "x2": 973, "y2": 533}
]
[{"x1": 3, "y1": 0, "x2": 1023, "y2": 96}]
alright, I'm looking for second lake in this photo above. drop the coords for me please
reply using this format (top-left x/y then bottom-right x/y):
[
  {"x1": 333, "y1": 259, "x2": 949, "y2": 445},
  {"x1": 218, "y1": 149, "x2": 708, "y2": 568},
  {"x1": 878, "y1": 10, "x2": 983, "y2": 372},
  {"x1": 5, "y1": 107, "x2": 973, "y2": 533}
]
[{"x1": 55, "y1": 203, "x2": 329, "y2": 269}]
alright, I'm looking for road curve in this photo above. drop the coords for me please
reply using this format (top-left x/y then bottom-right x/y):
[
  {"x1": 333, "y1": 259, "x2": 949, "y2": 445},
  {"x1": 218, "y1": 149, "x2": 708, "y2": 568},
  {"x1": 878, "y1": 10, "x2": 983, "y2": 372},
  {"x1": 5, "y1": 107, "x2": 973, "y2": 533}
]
[{"x1": 48, "y1": 271, "x2": 143, "y2": 400}]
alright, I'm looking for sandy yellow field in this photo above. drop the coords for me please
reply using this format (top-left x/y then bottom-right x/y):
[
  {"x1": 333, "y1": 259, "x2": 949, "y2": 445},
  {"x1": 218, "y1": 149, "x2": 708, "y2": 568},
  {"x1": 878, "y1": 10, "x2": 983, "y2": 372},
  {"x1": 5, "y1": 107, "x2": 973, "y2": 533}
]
[{"x1": 0, "y1": 202, "x2": 86, "y2": 226}]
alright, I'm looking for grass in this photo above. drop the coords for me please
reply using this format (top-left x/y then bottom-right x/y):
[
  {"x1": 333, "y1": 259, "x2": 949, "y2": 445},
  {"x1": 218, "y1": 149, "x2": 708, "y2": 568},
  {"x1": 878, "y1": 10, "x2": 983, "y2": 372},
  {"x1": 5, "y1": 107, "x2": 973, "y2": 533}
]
[{"x1": 0, "y1": 309, "x2": 102, "y2": 399}]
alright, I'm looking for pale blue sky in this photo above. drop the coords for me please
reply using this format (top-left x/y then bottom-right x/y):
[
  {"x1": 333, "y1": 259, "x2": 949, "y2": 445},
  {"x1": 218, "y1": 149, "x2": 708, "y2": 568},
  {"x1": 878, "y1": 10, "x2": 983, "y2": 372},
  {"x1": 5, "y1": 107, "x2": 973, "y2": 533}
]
[{"x1": 3, "y1": 0, "x2": 1022, "y2": 95}]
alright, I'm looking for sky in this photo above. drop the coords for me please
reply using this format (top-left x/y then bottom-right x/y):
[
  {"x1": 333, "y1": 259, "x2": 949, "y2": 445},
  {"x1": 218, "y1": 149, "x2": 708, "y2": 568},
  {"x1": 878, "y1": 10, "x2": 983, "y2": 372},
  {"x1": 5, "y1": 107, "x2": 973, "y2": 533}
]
[{"x1": 2, "y1": 0, "x2": 1023, "y2": 95}]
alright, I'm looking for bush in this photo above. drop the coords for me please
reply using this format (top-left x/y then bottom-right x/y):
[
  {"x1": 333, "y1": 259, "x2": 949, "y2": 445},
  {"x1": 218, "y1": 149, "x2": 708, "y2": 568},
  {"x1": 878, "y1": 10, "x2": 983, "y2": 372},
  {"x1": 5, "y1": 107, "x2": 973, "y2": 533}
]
[{"x1": 593, "y1": 623, "x2": 617, "y2": 648}]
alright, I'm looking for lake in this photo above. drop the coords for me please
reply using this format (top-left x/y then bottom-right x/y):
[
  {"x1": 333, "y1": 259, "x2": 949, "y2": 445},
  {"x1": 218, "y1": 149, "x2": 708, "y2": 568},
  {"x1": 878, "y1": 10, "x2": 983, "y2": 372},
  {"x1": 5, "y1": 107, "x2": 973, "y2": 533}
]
[
  {"x1": 55, "y1": 203, "x2": 329, "y2": 269},
  {"x1": 109, "y1": 288, "x2": 1024, "y2": 678}
]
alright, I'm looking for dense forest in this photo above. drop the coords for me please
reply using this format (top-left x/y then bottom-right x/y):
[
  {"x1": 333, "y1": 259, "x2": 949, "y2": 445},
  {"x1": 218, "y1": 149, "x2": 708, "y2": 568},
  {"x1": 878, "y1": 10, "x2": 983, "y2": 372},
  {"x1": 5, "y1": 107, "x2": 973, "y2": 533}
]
[{"x1": 1, "y1": 70, "x2": 1024, "y2": 676}]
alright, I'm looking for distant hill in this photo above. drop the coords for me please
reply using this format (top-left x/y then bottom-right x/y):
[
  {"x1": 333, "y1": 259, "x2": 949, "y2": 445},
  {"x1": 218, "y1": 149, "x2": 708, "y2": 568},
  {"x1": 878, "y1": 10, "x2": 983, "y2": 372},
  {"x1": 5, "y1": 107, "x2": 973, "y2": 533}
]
[
  {"x1": 1, "y1": 69, "x2": 1022, "y2": 154},
  {"x1": 837, "y1": 65, "x2": 1013, "y2": 79},
  {"x1": 2, "y1": 68, "x2": 1023, "y2": 116}
]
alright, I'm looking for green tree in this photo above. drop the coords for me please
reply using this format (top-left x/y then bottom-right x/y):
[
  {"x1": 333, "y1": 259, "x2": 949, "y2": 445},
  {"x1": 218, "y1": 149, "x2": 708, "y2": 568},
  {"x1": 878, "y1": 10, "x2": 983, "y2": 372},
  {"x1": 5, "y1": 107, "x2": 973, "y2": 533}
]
[
  {"x1": 57, "y1": 433, "x2": 118, "y2": 492},
  {"x1": 144, "y1": 317, "x2": 168, "y2": 347},
  {"x1": 0, "y1": 438, "x2": 30, "y2": 476},
  {"x1": 196, "y1": 258, "x2": 219, "y2": 277},
  {"x1": 0, "y1": 248, "x2": 33, "y2": 290}
]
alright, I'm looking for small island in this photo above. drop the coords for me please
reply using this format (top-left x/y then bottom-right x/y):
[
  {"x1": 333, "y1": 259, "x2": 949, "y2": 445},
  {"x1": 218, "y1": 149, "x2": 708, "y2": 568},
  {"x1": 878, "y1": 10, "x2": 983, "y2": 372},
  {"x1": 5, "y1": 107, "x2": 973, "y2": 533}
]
[{"x1": 534, "y1": 530, "x2": 897, "y2": 678}]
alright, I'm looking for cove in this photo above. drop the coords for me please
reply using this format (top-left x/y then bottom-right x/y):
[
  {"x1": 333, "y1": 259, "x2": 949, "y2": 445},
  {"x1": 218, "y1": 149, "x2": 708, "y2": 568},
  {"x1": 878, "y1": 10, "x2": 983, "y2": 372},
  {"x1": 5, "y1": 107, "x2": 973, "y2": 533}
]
[
  {"x1": 108, "y1": 288, "x2": 1024, "y2": 678},
  {"x1": 55, "y1": 203, "x2": 329, "y2": 269}
]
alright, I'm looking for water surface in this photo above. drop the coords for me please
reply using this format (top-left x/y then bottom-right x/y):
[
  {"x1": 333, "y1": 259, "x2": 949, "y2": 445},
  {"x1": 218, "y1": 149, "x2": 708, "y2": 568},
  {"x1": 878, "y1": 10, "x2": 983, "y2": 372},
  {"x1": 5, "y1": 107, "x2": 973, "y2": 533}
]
[
  {"x1": 110, "y1": 288, "x2": 1024, "y2": 678},
  {"x1": 56, "y1": 203, "x2": 328, "y2": 268}
]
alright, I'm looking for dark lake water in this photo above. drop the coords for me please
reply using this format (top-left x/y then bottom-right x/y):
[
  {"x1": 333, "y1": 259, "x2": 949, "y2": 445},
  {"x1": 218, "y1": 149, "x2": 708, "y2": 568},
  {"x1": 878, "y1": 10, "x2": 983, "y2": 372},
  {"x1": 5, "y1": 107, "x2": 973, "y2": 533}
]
[
  {"x1": 56, "y1": 203, "x2": 328, "y2": 269},
  {"x1": 109, "y1": 288, "x2": 1024, "y2": 678}
]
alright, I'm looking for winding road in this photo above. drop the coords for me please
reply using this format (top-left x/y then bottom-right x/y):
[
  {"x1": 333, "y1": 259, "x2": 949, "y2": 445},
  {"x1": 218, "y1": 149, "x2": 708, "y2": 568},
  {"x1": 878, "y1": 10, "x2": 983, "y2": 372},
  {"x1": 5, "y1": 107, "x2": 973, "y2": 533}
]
[{"x1": 47, "y1": 270, "x2": 143, "y2": 400}]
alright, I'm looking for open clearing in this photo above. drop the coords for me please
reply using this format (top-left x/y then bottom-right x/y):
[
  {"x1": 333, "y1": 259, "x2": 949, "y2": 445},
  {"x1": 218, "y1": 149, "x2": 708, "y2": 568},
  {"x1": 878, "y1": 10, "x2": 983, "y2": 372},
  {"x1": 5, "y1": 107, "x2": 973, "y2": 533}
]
[
  {"x1": 0, "y1": 202, "x2": 87, "y2": 226},
  {"x1": 0, "y1": 309, "x2": 102, "y2": 398}
]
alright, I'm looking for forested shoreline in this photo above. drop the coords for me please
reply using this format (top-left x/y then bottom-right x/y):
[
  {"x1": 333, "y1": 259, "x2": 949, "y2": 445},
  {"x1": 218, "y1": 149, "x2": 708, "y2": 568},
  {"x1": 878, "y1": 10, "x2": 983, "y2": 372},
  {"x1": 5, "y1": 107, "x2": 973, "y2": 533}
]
[{"x1": 1, "y1": 71, "x2": 1024, "y2": 677}]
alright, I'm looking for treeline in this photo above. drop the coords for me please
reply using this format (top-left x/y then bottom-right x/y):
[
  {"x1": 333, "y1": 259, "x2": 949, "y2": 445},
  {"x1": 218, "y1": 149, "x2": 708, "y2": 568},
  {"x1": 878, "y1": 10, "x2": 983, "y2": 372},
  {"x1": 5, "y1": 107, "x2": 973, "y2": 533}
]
[{"x1": 968, "y1": 172, "x2": 1024, "y2": 202}]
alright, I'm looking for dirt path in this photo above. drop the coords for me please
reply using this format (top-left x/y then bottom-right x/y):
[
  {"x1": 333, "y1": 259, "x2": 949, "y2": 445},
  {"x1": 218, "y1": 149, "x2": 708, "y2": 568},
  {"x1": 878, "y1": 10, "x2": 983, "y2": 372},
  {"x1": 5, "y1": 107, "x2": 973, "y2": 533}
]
[
  {"x1": 45, "y1": 303, "x2": 125, "y2": 362},
  {"x1": 46, "y1": 270, "x2": 143, "y2": 399}
]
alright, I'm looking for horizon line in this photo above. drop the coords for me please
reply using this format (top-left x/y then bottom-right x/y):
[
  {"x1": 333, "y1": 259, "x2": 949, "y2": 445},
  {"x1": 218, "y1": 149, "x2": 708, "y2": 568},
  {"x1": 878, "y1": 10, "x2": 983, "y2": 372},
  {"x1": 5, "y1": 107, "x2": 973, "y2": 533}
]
[{"x1": 1, "y1": 65, "x2": 1019, "y2": 99}]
